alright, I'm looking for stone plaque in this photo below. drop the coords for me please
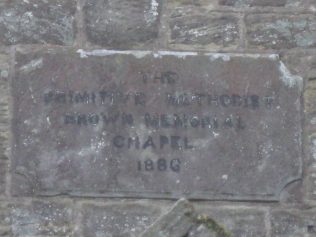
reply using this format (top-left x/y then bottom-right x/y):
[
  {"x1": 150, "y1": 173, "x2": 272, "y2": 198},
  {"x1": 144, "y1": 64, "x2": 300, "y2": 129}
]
[{"x1": 11, "y1": 48, "x2": 302, "y2": 200}]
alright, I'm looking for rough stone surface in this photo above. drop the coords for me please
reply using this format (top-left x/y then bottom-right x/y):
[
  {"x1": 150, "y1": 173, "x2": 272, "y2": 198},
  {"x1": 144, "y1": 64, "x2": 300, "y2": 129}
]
[
  {"x1": 194, "y1": 206, "x2": 267, "y2": 237},
  {"x1": 280, "y1": 52, "x2": 316, "y2": 80},
  {"x1": 0, "y1": 50, "x2": 9, "y2": 196},
  {"x1": 0, "y1": 203, "x2": 11, "y2": 236},
  {"x1": 0, "y1": 0, "x2": 76, "y2": 46},
  {"x1": 169, "y1": 0, "x2": 217, "y2": 8},
  {"x1": 84, "y1": 0, "x2": 161, "y2": 48},
  {"x1": 308, "y1": 136, "x2": 316, "y2": 200},
  {"x1": 305, "y1": 87, "x2": 316, "y2": 113},
  {"x1": 141, "y1": 199, "x2": 195, "y2": 237},
  {"x1": 0, "y1": 50, "x2": 9, "y2": 80},
  {"x1": 283, "y1": 52, "x2": 316, "y2": 203},
  {"x1": 0, "y1": 50, "x2": 9, "y2": 161},
  {"x1": 246, "y1": 14, "x2": 316, "y2": 49},
  {"x1": 188, "y1": 225, "x2": 217, "y2": 237},
  {"x1": 11, "y1": 49, "x2": 302, "y2": 201},
  {"x1": 0, "y1": 0, "x2": 313, "y2": 235},
  {"x1": 81, "y1": 202, "x2": 162, "y2": 237},
  {"x1": 0, "y1": 160, "x2": 6, "y2": 195},
  {"x1": 169, "y1": 9, "x2": 239, "y2": 49},
  {"x1": 271, "y1": 209, "x2": 316, "y2": 236},
  {"x1": 10, "y1": 201, "x2": 73, "y2": 236},
  {"x1": 219, "y1": 0, "x2": 305, "y2": 7}
]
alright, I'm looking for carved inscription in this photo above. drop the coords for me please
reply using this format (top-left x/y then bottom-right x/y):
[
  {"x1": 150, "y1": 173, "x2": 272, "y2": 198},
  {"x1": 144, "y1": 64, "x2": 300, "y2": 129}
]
[{"x1": 11, "y1": 50, "x2": 302, "y2": 200}]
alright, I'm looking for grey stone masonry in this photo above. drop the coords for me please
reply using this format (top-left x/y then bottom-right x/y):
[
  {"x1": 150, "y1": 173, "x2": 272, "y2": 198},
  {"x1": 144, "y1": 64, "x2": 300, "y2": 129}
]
[
  {"x1": 0, "y1": 49, "x2": 9, "y2": 197},
  {"x1": 0, "y1": 49, "x2": 9, "y2": 161},
  {"x1": 0, "y1": 0, "x2": 76, "y2": 46},
  {"x1": 83, "y1": 0, "x2": 162, "y2": 48},
  {"x1": 0, "y1": 159, "x2": 6, "y2": 195},
  {"x1": 0, "y1": 203, "x2": 10, "y2": 236},
  {"x1": 194, "y1": 205, "x2": 267, "y2": 237},
  {"x1": 167, "y1": 2, "x2": 240, "y2": 50},
  {"x1": 10, "y1": 48, "x2": 302, "y2": 201},
  {"x1": 0, "y1": 0, "x2": 314, "y2": 236},
  {"x1": 271, "y1": 209, "x2": 316, "y2": 236},
  {"x1": 81, "y1": 202, "x2": 163, "y2": 237},
  {"x1": 140, "y1": 199, "x2": 196, "y2": 237},
  {"x1": 9, "y1": 200, "x2": 74, "y2": 236},
  {"x1": 246, "y1": 14, "x2": 316, "y2": 49},
  {"x1": 219, "y1": 0, "x2": 306, "y2": 7}
]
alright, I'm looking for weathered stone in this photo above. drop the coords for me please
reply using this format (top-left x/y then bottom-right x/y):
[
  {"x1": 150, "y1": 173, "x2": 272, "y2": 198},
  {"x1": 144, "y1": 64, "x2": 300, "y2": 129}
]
[
  {"x1": 10, "y1": 201, "x2": 73, "y2": 236},
  {"x1": 11, "y1": 49, "x2": 302, "y2": 201},
  {"x1": 279, "y1": 180, "x2": 303, "y2": 203},
  {"x1": 81, "y1": 202, "x2": 162, "y2": 237},
  {"x1": 0, "y1": 50, "x2": 9, "y2": 161},
  {"x1": 307, "y1": 136, "x2": 316, "y2": 201},
  {"x1": 0, "y1": 228, "x2": 11, "y2": 236},
  {"x1": 84, "y1": 0, "x2": 161, "y2": 48},
  {"x1": 219, "y1": 0, "x2": 304, "y2": 7},
  {"x1": 0, "y1": 160, "x2": 6, "y2": 195},
  {"x1": 280, "y1": 53, "x2": 316, "y2": 80},
  {"x1": 304, "y1": 57, "x2": 316, "y2": 201},
  {"x1": 188, "y1": 225, "x2": 217, "y2": 237},
  {"x1": 305, "y1": 89, "x2": 316, "y2": 113},
  {"x1": 0, "y1": 203, "x2": 10, "y2": 228},
  {"x1": 194, "y1": 206, "x2": 266, "y2": 237},
  {"x1": 141, "y1": 199, "x2": 195, "y2": 237},
  {"x1": 169, "y1": 0, "x2": 217, "y2": 7},
  {"x1": 0, "y1": 0, "x2": 76, "y2": 46},
  {"x1": 271, "y1": 209, "x2": 316, "y2": 236},
  {"x1": 246, "y1": 14, "x2": 316, "y2": 49},
  {"x1": 0, "y1": 50, "x2": 9, "y2": 79},
  {"x1": 169, "y1": 10, "x2": 239, "y2": 49},
  {"x1": 0, "y1": 205, "x2": 11, "y2": 236}
]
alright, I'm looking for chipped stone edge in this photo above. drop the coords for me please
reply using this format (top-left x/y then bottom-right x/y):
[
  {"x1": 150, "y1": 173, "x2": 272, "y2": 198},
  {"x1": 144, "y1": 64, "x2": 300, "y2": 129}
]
[
  {"x1": 278, "y1": 61, "x2": 303, "y2": 90},
  {"x1": 275, "y1": 60, "x2": 304, "y2": 198},
  {"x1": 77, "y1": 49, "x2": 303, "y2": 91},
  {"x1": 19, "y1": 58, "x2": 43, "y2": 74},
  {"x1": 14, "y1": 49, "x2": 301, "y2": 93}
]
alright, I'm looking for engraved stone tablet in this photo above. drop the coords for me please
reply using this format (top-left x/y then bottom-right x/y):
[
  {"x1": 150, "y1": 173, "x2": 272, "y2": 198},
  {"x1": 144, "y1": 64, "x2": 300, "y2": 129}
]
[{"x1": 11, "y1": 49, "x2": 302, "y2": 200}]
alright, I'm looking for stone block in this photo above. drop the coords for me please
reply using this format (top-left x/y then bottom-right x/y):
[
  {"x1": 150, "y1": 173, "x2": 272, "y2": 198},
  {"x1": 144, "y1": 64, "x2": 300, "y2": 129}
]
[
  {"x1": 83, "y1": 0, "x2": 161, "y2": 48},
  {"x1": 188, "y1": 225, "x2": 217, "y2": 237},
  {"x1": 271, "y1": 209, "x2": 316, "y2": 236},
  {"x1": 0, "y1": 0, "x2": 76, "y2": 45},
  {"x1": 0, "y1": 50, "x2": 9, "y2": 161},
  {"x1": 0, "y1": 160, "x2": 6, "y2": 195},
  {"x1": 309, "y1": 0, "x2": 316, "y2": 8},
  {"x1": 306, "y1": 136, "x2": 316, "y2": 200},
  {"x1": 0, "y1": 204, "x2": 10, "y2": 236},
  {"x1": 219, "y1": 0, "x2": 304, "y2": 7},
  {"x1": 169, "y1": 0, "x2": 217, "y2": 7},
  {"x1": 11, "y1": 49, "x2": 302, "y2": 201},
  {"x1": 305, "y1": 89, "x2": 316, "y2": 113},
  {"x1": 10, "y1": 200, "x2": 73, "y2": 236},
  {"x1": 194, "y1": 206, "x2": 267, "y2": 237},
  {"x1": 81, "y1": 202, "x2": 163, "y2": 237},
  {"x1": 0, "y1": 49, "x2": 9, "y2": 80},
  {"x1": 169, "y1": 10, "x2": 240, "y2": 49},
  {"x1": 246, "y1": 14, "x2": 316, "y2": 49},
  {"x1": 141, "y1": 199, "x2": 195, "y2": 237},
  {"x1": 0, "y1": 203, "x2": 10, "y2": 227}
]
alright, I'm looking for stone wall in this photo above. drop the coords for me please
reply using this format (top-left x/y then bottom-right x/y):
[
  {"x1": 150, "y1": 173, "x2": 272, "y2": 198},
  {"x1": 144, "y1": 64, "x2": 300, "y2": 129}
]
[{"x1": 0, "y1": 0, "x2": 316, "y2": 236}]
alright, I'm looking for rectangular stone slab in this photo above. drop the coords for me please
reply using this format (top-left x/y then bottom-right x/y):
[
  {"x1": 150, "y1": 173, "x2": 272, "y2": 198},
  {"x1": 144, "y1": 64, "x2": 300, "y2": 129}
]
[{"x1": 11, "y1": 48, "x2": 302, "y2": 200}]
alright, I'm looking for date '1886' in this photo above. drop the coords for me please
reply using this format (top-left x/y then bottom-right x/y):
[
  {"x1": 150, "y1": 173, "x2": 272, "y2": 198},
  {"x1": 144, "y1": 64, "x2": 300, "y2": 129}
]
[{"x1": 137, "y1": 158, "x2": 181, "y2": 173}]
